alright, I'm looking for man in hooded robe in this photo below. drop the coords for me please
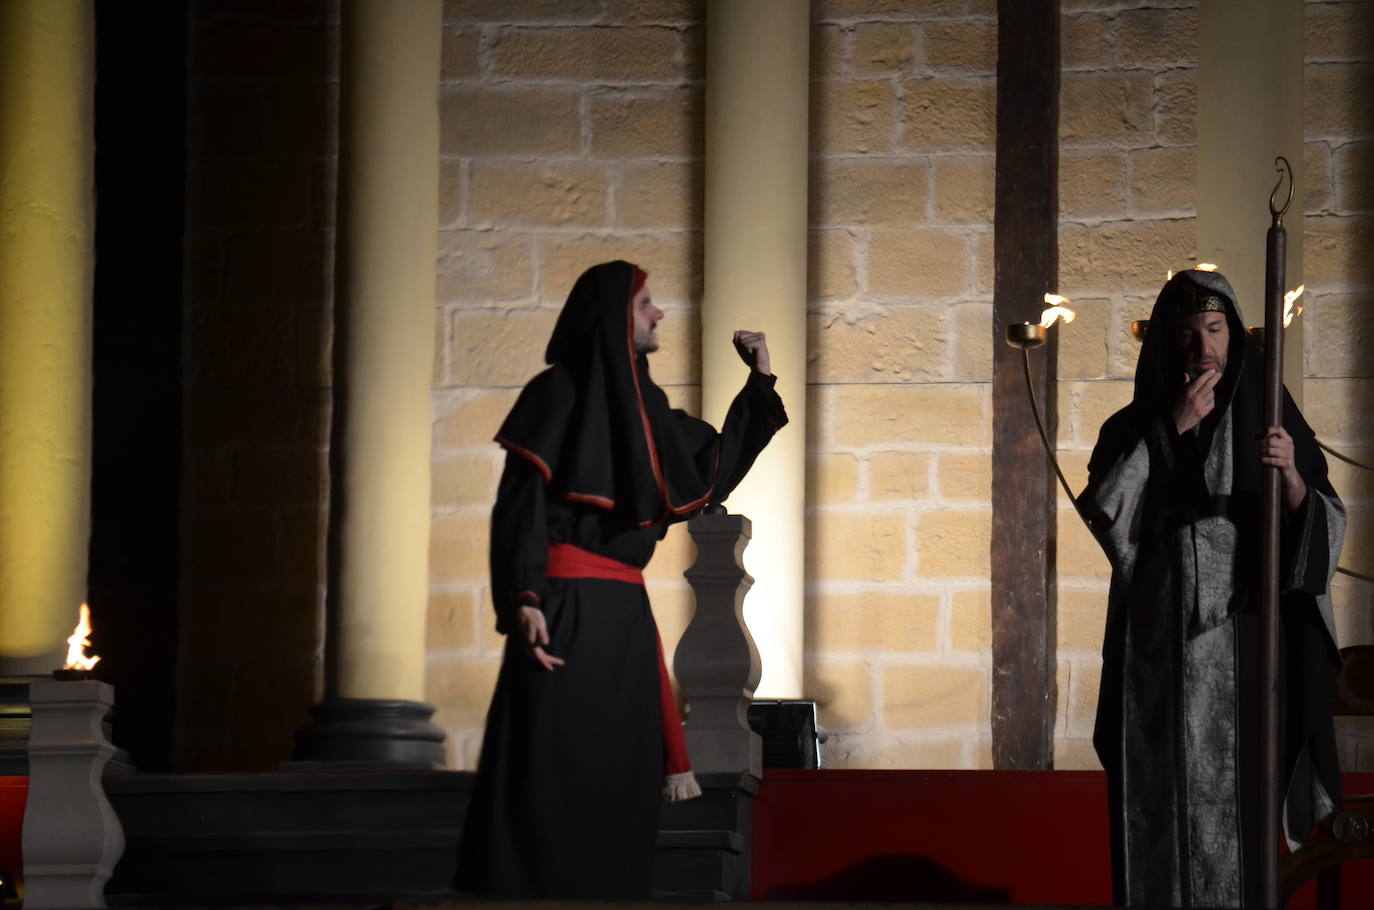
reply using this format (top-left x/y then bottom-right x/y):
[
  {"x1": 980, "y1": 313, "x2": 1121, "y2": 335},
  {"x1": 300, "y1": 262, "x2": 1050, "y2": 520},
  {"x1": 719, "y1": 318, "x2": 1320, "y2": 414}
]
[
  {"x1": 1080, "y1": 268, "x2": 1345, "y2": 908},
  {"x1": 456, "y1": 260, "x2": 787, "y2": 899}
]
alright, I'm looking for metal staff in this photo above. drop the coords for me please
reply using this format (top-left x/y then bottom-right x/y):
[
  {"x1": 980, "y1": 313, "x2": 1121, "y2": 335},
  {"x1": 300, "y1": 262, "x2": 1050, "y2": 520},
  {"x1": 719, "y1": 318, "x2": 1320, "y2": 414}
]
[{"x1": 1258, "y1": 155, "x2": 1293, "y2": 910}]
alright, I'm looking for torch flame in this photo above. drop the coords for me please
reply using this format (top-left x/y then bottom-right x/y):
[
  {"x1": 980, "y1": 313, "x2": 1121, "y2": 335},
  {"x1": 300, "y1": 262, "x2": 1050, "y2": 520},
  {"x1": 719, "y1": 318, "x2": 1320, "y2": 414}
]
[
  {"x1": 1283, "y1": 284, "x2": 1305, "y2": 328},
  {"x1": 1166, "y1": 263, "x2": 1221, "y2": 281},
  {"x1": 1040, "y1": 293, "x2": 1076, "y2": 329},
  {"x1": 63, "y1": 603, "x2": 101, "y2": 671}
]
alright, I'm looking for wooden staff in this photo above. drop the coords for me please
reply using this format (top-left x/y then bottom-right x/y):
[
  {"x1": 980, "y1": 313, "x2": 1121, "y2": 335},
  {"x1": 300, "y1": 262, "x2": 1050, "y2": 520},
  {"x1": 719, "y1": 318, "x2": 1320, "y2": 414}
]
[{"x1": 1258, "y1": 155, "x2": 1293, "y2": 910}]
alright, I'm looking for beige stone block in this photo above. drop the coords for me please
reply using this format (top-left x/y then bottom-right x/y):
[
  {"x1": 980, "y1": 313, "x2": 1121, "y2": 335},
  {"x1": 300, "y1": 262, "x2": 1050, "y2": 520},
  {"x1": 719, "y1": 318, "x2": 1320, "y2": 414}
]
[
  {"x1": 1060, "y1": 73, "x2": 1152, "y2": 146},
  {"x1": 1305, "y1": 214, "x2": 1374, "y2": 289},
  {"x1": 434, "y1": 389, "x2": 520, "y2": 450},
  {"x1": 808, "y1": 306, "x2": 948, "y2": 384},
  {"x1": 1128, "y1": 147, "x2": 1196, "y2": 215},
  {"x1": 428, "y1": 588, "x2": 478, "y2": 651},
  {"x1": 807, "y1": 659, "x2": 875, "y2": 731},
  {"x1": 539, "y1": 232, "x2": 700, "y2": 304},
  {"x1": 441, "y1": 28, "x2": 480, "y2": 80},
  {"x1": 1306, "y1": 294, "x2": 1374, "y2": 380},
  {"x1": 1304, "y1": 379, "x2": 1374, "y2": 447},
  {"x1": 915, "y1": 509, "x2": 990, "y2": 578},
  {"x1": 435, "y1": 229, "x2": 536, "y2": 305},
  {"x1": 1066, "y1": 659, "x2": 1102, "y2": 733},
  {"x1": 469, "y1": 162, "x2": 608, "y2": 229},
  {"x1": 1327, "y1": 451, "x2": 1374, "y2": 504},
  {"x1": 816, "y1": 0, "x2": 965, "y2": 19},
  {"x1": 936, "y1": 453, "x2": 990, "y2": 501},
  {"x1": 932, "y1": 155, "x2": 994, "y2": 223},
  {"x1": 1059, "y1": 298, "x2": 1110, "y2": 380},
  {"x1": 478, "y1": 587, "x2": 505, "y2": 654},
  {"x1": 1306, "y1": 3, "x2": 1374, "y2": 62},
  {"x1": 1059, "y1": 219, "x2": 1196, "y2": 293},
  {"x1": 1306, "y1": 141, "x2": 1334, "y2": 215},
  {"x1": 883, "y1": 664, "x2": 988, "y2": 728},
  {"x1": 811, "y1": 80, "x2": 897, "y2": 155},
  {"x1": 1061, "y1": 153, "x2": 1125, "y2": 218},
  {"x1": 807, "y1": 591, "x2": 941, "y2": 652},
  {"x1": 813, "y1": 24, "x2": 848, "y2": 77},
  {"x1": 433, "y1": 454, "x2": 500, "y2": 508},
  {"x1": 1154, "y1": 69, "x2": 1197, "y2": 146},
  {"x1": 1117, "y1": 8, "x2": 1196, "y2": 66},
  {"x1": 1058, "y1": 588, "x2": 1107, "y2": 652},
  {"x1": 428, "y1": 658, "x2": 501, "y2": 728},
  {"x1": 590, "y1": 88, "x2": 702, "y2": 158},
  {"x1": 808, "y1": 452, "x2": 861, "y2": 506},
  {"x1": 832, "y1": 384, "x2": 987, "y2": 448},
  {"x1": 605, "y1": 0, "x2": 703, "y2": 26},
  {"x1": 974, "y1": 232, "x2": 994, "y2": 295},
  {"x1": 444, "y1": 0, "x2": 601, "y2": 23},
  {"x1": 441, "y1": 86, "x2": 581, "y2": 157},
  {"x1": 951, "y1": 301, "x2": 993, "y2": 382},
  {"x1": 1062, "y1": 13, "x2": 1114, "y2": 70},
  {"x1": 1058, "y1": 505, "x2": 1111, "y2": 582},
  {"x1": 446, "y1": 308, "x2": 559, "y2": 388},
  {"x1": 811, "y1": 157, "x2": 929, "y2": 227},
  {"x1": 617, "y1": 161, "x2": 701, "y2": 230},
  {"x1": 488, "y1": 26, "x2": 681, "y2": 82},
  {"x1": 1306, "y1": 63, "x2": 1374, "y2": 139},
  {"x1": 439, "y1": 158, "x2": 465, "y2": 228},
  {"x1": 868, "y1": 228, "x2": 969, "y2": 298},
  {"x1": 811, "y1": 510, "x2": 909, "y2": 582},
  {"x1": 1069, "y1": 380, "x2": 1133, "y2": 448},
  {"x1": 900, "y1": 79, "x2": 994, "y2": 151},
  {"x1": 1332, "y1": 584, "x2": 1373, "y2": 649},
  {"x1": 1055, "y1": 736, "x2": 1103, "y2": 771},
  {"x1": 923, "y1": 21, "x2": 995, "y2": 74},
  {"x1": 810, "y1": 228, "x2": 859, "y2": 300},
  {"x1": 861, "y1": 737, "x2": 966, "y2": 769},
  {"x1": 1335, "y1": 142, "x2": 1374, "y2": 214},
  {"x1": 430, "y1": 512, "x2": 490, "y2": 582},
  {"x1": 869, "y1": 451, "x2": 933, "y2": 501},
  {"x1": 851, "y1": 23, "x2": 915, "y2": 76},
  {"x1": 950, "y1": 586, "x2": 991, "y2": 651}
]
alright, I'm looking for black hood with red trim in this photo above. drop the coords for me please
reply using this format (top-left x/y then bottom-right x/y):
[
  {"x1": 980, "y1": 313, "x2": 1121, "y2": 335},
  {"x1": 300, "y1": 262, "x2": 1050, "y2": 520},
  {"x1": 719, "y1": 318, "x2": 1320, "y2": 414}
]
[{"x1": 495, "y1": 260, "x2": 720, "y2": 528}]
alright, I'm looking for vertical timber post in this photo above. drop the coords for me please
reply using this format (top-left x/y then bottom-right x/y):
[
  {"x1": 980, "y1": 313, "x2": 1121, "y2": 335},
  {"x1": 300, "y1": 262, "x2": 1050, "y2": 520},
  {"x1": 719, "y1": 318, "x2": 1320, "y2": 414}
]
[{"x1": 990, "y1": 0, "x2": 1060, "y2": 769}]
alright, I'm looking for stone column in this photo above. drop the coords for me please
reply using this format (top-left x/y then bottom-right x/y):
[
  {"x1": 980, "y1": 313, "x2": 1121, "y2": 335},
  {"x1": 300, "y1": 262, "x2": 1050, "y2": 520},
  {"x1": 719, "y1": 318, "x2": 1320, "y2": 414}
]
[
  {"x1": 1198, "y1": 0, "x2": 1305, "y2": 401},
  {"x1": 700, "y1": 0, "x2": 809, "y2": 699},
  {"x1": 293, "y1": 0, "x2": 445, "y2": 767},
  {"x1": 0, "y1": 0, "x2": 96, "y2": 677}
]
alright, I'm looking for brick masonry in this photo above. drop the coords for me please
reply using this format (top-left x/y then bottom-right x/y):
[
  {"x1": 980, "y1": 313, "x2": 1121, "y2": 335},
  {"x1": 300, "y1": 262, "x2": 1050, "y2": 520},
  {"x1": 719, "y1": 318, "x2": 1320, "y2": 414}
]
[{"x1": 175, "y1": 0, "x2": 1374, "y2": 774}]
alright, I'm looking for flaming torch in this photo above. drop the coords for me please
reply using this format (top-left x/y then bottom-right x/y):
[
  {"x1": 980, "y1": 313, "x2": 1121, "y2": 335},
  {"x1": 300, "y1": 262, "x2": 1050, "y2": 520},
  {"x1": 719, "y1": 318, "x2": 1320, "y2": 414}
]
[
  {"x1": 54, "y1": 603, "x2": 100, "y2": 680},
  {"x1": 1005, "y1": 295, "x2": 1081, "y2": 513}
]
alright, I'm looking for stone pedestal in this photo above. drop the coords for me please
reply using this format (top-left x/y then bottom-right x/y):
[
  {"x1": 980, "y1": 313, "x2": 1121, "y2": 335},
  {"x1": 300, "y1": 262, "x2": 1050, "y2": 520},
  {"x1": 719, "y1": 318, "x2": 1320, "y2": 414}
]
[
  {"x1": 676, "y1": 509, "x2": 763, "y2": 777},
  {"x1": 290, "y1": 698, "x2": 446, "y2": 769},
  {"x1": 21, "y1": 678, "x2": 124, "y2": 909}
]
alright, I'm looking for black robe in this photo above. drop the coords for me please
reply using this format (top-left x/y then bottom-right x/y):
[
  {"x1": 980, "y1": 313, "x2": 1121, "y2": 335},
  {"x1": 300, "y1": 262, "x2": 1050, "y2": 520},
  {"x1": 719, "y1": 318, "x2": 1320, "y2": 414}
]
[
  {"x1": 455, "y1": 261, "x2": 787, "y2": 899},
  {"x1": 1080, "y1": 269, "x2": 1344, "y2": 907}
]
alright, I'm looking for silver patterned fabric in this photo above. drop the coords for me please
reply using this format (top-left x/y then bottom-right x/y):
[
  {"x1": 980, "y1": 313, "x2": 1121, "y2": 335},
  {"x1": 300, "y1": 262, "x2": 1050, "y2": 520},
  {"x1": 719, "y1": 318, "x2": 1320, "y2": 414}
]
[{"x1": 1084, "y1": 407, "x2": 1345, "y2": 908}]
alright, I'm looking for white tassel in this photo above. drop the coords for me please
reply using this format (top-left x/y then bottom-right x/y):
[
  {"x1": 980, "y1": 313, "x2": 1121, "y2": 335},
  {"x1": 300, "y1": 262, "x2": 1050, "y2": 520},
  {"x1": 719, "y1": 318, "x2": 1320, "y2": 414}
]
[{"x1": 663, "y1": 771, "x2": 702, "y2": 803}]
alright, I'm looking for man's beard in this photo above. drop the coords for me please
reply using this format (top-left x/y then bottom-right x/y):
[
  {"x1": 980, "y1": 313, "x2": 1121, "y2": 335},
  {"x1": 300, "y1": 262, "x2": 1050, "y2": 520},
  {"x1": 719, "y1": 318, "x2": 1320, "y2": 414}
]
[{"x1": 635, "y1": 329, "x2": 658, "y2": 354}]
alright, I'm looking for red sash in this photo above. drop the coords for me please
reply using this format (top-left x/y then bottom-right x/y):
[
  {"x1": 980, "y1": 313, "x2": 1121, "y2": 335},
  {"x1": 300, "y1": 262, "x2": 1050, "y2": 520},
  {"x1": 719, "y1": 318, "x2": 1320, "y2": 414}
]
[{"x1": 545, "y1": 544, "x2": 692, "y2": 777}]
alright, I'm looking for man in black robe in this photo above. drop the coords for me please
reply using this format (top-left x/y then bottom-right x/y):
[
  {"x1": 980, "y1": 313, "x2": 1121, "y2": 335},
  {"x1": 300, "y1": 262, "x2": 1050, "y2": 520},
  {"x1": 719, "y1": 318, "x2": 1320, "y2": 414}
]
[
  {"x1": 1080, "y1": 268, "x2": 1344, "y2": 907},
  {"x1": 456, "y1": 260, "x2": 786, "y2": 899}
]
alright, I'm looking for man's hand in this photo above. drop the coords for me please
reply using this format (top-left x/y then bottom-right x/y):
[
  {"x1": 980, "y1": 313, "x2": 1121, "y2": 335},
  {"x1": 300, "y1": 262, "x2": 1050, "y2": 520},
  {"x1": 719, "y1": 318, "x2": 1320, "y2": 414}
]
[
  {"x1": 1261, "y1": 425, "x2": 1309, "y2": 512},
  {"x1": 1172, "y1": 369, "x2": 1220, "y2": 434},
  {"x1": 732, "y1": 330, "x2": 772, "y2": 376},
  {"x1": 515, "y1": 605, "x2": 565, "y2": 671}
]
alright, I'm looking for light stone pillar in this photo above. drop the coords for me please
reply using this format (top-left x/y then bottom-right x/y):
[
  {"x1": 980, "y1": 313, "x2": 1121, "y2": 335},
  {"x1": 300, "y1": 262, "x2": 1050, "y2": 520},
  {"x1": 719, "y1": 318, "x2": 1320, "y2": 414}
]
[
  {"x1": 0, "y1": 0, "x2": 96, "y2": 677},
  {"x1": 294, "y1": 0, "x2": 445, "y2": 767},
  {"x1": 700, "y1": 0, "x2": 809, "y2": 700},
  {"x1": 1198, "y1": 0, "x2": 1305, "y2": 402}
]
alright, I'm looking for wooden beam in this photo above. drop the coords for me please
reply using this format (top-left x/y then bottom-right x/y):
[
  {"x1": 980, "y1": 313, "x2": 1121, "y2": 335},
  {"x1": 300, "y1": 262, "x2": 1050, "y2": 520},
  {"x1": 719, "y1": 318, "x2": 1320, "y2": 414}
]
[{"x1": 990, "y1": 0, "x2": 1060, "y2": 769}]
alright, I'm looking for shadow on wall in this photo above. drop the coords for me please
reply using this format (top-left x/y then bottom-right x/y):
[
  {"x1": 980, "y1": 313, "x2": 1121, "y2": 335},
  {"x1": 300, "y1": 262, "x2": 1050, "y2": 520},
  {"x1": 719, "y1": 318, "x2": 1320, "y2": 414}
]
[
  {"x1": 758, "y1": 852, "x2": 1012, "y2": 903},
  {"x1": 174, "y1": 1, "x2": 337, "y2": 773}
]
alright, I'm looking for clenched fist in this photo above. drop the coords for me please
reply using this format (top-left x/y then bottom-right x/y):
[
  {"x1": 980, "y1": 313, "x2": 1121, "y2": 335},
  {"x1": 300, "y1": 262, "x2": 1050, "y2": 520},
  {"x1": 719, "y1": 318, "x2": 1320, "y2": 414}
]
[{"x1": 732, "y1": 330, "x2": 771, "y2": 376}]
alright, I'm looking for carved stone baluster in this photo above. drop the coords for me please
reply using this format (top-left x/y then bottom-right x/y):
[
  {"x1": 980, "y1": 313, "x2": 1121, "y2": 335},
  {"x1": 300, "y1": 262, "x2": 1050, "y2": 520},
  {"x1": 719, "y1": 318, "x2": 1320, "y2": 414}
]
[{"x1": 674, "y1": 508, "x2": 762, "y2": 778}]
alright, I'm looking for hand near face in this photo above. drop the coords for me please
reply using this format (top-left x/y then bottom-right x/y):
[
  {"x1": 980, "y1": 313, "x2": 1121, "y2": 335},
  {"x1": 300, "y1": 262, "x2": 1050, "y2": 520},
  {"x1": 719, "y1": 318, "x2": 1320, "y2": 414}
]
[
  {"x1": 516, "y1": 605, "x2": 565, "y2": 671},
  {"x1": 1171, "y1": 369, "x2": 1220, "y2": 434},
  {"x1": 1261, "y1": 425, "x2": 1308, "y2": 512},
  {"x1": 733, "y1": 330, "x2": 772, "y2": 376}
]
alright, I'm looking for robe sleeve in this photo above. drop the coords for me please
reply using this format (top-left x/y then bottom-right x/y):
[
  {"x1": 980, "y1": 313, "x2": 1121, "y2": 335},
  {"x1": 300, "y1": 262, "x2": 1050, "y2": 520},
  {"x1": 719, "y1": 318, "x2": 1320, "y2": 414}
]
[
  {"x1": 1079, "y1": 409, "x2": 1158, "y2": 581},
  {"x1": 488, "y1": 451, "x2": 549, "y2": 635},
  {"x1": 710, "y1": 370, "x2": 789, "y2": 503}
]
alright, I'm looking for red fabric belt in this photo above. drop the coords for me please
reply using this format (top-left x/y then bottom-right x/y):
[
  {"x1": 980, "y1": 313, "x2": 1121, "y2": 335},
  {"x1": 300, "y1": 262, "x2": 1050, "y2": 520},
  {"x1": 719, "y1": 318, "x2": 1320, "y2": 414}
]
[
  {"x1": 546, "y1": 543, "x2": 645, "y2": 585},
  {"x1": 543, "y1": 542, "x2": 690, "y2": 778}
]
